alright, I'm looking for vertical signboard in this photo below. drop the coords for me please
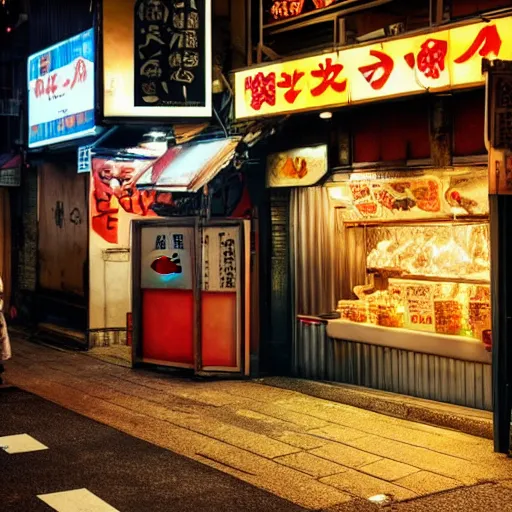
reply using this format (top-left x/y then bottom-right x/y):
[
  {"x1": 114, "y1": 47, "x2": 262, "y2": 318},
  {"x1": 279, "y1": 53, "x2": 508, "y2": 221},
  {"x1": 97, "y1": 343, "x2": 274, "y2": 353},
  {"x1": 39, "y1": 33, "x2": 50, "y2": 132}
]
[
  {"x1": 27, "y1": 29, "x2": 96, "y2": 148},
  {"x1": 103, "y1": 0, "x2": 212, "y2": 118},
  {"x1": 201, "y1": 225, "x2": 241, "y2": 370}
]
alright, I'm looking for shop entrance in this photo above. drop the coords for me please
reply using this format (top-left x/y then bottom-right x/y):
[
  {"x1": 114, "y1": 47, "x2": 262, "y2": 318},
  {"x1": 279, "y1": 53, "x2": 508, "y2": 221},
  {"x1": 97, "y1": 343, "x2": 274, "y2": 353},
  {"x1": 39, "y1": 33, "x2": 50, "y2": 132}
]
[{"x1": 131, "y1": 218, "x2": 250, "y2": 376}]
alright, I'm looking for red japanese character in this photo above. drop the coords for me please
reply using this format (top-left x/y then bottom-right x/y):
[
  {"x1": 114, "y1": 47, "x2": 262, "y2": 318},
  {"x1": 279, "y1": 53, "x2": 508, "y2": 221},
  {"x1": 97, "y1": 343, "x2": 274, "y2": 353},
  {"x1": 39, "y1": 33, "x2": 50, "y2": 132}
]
[
  {"x1": 416, "y1": 39, "x2": 448, "y2": 79},
  {"x1": 454, "y1": 25, "x2": 502, "y2": 64},
  {"x1": 34, "y1": 78, "x2": 45, "y2": 98},
  {"x1": 358, "y1": 50, "x2": 394, "y2": 90},
  {"x1": 45, "y1": 74, "x2": 58, "y2": 96},
  {"x1": 310, "y1": 58, "x2": 347, "y2": 97},
  {"x1": 277, "y1": 70, "x2": 305, "y2": 104},
  {"x1": 245, "y1": 72, "x2": 276, "y2": 110},
  {"x1": 70, "y1": 58, "x2": 87, "y2": 89}
]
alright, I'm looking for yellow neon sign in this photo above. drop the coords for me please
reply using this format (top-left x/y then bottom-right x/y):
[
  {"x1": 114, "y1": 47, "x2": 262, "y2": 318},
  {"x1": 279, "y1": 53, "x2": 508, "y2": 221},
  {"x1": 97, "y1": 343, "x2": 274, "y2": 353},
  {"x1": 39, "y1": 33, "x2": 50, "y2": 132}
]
[{"x1": 234, "y1": 17, "x2": 512, "y2": 119}]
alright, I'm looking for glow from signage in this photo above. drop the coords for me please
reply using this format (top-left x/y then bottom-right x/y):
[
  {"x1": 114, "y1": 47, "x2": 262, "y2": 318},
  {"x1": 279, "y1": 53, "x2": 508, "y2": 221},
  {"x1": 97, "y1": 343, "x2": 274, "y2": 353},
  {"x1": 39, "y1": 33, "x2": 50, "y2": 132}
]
[
  {"x1": 234, "y1": 17, "x2": 512, "y2": 119},
  {"x1": 27, "y1": 29, "x2": 96, "y2": 148}
]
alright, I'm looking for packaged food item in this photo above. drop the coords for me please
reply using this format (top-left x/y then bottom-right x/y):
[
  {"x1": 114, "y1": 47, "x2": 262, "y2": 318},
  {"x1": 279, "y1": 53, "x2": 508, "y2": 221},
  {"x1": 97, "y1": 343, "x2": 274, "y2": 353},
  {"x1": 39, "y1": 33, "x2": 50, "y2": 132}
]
[
  {"x1": 337, "y1": 300, "x2": 369, "y2": 323},
  {"x1": 376, "y1": 304, "x2": 404, "y2": 328},
  {"x1": 434, "y1": 300, "x2": 463, "y2": 335},
  {"x1": 469, "y1": 301, "x2": 491, "y2": 342}
]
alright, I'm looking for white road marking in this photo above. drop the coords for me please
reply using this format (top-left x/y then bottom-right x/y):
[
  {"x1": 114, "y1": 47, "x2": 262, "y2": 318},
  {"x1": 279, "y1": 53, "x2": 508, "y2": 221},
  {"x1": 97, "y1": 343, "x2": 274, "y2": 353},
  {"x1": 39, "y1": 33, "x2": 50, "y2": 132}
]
[
  {"x1": 38, "y1": 489, "x2": 120, "y2": 512},
  {"x1": 0, "y1": 434, "x2": 48, "y2": 454}
]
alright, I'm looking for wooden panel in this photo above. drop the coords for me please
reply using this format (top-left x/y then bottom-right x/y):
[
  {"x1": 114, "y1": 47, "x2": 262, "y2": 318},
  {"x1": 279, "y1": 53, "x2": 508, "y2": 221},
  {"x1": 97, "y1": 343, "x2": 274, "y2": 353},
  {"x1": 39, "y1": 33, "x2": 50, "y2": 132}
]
[{"x1": 38, "y1": 162, "x2": 87, "y2": 296}]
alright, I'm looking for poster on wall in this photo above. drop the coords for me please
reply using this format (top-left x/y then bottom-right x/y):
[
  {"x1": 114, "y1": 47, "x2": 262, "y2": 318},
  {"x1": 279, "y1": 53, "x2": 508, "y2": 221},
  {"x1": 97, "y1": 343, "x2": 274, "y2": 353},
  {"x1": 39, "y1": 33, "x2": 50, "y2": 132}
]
[
  {"x1": 266, "y1": 145, "x2": 328, "y2": 187},
  {"x1": 140, "y1": 226, "x2": 194, "y2": 289},
  {"x1": 201, "y1": 226, "x2": 240, "y2": 292},
  {"x1": 91, "y1": 157, "x2": 174, "y2": 245},
  {"x1": 27, "y1": 29, "x2": 96, "y2": 148},
  {"x1": 102, "y1": 0, "x2": 212, "y2": 118}
]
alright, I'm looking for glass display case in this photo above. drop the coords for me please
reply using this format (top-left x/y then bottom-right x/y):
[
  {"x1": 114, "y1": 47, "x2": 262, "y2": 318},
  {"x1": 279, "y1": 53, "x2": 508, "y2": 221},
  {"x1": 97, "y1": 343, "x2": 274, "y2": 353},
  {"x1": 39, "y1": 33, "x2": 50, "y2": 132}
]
[{"x1": 327, "y1": 167, "x2": 491, "y2": 359}]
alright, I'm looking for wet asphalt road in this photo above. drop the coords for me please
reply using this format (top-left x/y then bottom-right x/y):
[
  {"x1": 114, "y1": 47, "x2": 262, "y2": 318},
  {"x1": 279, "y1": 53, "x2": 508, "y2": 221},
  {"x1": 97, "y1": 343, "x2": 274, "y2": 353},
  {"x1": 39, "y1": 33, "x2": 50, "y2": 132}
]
[{"x1": 0, "y1": 387, "x2": 308, "y2": 512}]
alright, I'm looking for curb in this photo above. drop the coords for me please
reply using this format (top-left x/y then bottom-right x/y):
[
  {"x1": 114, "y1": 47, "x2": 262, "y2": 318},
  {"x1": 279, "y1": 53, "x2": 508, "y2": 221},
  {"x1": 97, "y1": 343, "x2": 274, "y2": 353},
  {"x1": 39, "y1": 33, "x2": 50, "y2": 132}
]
[{"x1": 259, "y1": 376, "x2": 493, "y2": 440}]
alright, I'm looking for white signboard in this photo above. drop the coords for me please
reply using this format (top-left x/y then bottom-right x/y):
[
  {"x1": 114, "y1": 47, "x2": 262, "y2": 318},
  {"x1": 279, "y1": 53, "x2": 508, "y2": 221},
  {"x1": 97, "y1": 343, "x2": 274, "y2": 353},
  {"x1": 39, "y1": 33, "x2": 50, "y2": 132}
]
[{"x1": 140, "y1": 226, "x2": 194, "y2": 289}]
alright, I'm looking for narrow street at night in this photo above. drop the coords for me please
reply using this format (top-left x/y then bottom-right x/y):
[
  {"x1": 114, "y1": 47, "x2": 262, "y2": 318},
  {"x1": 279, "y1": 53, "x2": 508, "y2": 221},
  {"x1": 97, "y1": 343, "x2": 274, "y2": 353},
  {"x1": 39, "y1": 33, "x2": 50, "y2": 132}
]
[{"x1": 3, "y1": 336, "x2": 512, "y2": 511}]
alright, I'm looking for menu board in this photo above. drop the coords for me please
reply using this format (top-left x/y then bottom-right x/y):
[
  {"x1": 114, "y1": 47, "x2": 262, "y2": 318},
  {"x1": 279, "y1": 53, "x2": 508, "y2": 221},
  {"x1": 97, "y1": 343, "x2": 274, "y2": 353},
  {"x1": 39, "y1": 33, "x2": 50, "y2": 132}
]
[
  {"x1": 140, "y1": 226, "x2": 194, "y2": 289},
  {"x1": 331, "y1": 168, "x2": 489, "y2": 222},
  {"x1": 201, "y1": 226, "x2": 240, "y2": 292}
]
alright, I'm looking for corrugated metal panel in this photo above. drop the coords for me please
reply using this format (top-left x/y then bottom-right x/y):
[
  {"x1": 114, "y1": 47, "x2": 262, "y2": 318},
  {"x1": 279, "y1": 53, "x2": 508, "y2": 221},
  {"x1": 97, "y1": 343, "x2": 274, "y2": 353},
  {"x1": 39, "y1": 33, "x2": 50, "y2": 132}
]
[{"x1": 294, "y1": 320, "x2": 492, "y2": 411}]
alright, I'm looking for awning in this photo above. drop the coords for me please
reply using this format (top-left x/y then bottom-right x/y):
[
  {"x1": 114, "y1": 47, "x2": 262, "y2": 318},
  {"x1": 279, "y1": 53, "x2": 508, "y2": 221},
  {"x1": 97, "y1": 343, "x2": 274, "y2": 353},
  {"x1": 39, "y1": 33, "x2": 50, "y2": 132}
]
[
  {"x1": 0, "y1": 154, "x2": 21, "y2": 186},
  {"x1": 136, "y1": 138, "x2": 240, "y2": 193}
]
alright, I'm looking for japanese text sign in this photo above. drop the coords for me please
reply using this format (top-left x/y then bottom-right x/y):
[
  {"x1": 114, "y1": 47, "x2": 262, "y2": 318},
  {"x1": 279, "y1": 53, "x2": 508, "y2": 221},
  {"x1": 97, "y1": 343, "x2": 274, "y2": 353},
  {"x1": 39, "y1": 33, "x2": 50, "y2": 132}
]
[
  {"x1": 27, "y1": 29, "x2": 95, "y2": 148},
  {"x1": 103, "y1": 0, "x2": 212, "y2": 119},
  {"x1": 234, "y1": 17, "x2": 512, "y2": 119}
]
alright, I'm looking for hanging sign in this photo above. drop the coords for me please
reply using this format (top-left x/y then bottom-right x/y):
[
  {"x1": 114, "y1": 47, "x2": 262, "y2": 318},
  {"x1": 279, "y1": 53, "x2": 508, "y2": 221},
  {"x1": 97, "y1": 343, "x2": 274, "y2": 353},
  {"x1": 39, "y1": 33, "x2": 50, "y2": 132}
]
[
  {"x1": 102, "y1": 0, "x2": 212, "y2": 118},
  {"x1": 234, "y1": 16, "x2": 512, "y2": 119},
  {"x1": 27, "y1": 29, "x2": 96, "y2": 148}
]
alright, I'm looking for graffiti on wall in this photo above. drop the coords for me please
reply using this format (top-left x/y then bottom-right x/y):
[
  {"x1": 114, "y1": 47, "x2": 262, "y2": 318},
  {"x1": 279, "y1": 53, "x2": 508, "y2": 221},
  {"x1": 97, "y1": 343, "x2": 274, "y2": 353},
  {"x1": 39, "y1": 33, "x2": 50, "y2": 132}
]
[{"x1": 91, "y1": 157, "x2": 173, "y2": 244}]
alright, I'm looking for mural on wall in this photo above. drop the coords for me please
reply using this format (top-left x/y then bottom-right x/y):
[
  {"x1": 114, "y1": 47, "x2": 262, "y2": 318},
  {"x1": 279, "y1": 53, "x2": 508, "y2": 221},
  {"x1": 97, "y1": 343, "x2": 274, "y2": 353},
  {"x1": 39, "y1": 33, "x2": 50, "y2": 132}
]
[{"x1": 91, "y1": 157, "x2": 174, "y2": 244}]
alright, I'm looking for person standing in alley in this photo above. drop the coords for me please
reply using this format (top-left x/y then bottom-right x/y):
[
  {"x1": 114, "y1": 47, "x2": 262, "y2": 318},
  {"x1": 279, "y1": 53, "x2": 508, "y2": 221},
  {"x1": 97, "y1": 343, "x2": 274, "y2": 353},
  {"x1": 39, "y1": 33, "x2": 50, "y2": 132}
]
[{"x1": 0, "y1": 275, "x2": 11, "y2": 384}]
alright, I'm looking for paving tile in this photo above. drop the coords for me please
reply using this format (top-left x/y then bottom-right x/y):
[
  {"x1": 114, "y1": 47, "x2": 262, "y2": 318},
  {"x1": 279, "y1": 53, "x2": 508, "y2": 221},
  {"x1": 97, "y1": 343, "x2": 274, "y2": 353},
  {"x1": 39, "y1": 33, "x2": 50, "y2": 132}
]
[
  {"x1": 321, "y1": 469, "x2": 417, "y2": 501},
  {"x1": 274, "y1": 431, "x2": 328, "y2": 450},
  {"x1": 309, "y1": 425, "x2": 367, "y2": 443},
  {"x1": 38, "y1": 488, "x2": 119, "y2": 512},
  {"x1": 344, "y1": 435, "x2": 493, "y2": 484},
  {"x1": 274, "y1": 452, "x2": 348, "y2": 478},
  {"x1": 310, "y1": 442, "x2": 382, "y2": 468},
  {"x1": 197, "y1": 443, "x2": 352, "y2": 509},
  {"x1": 359, "y1": 459, "x2": 420, "y2": 481},
  {"x1": 0, "y1": 433, "x2": 49, "y2": 454},
  {"x1": 394, "y1": 471, "x2": 463, "y2": 495}
]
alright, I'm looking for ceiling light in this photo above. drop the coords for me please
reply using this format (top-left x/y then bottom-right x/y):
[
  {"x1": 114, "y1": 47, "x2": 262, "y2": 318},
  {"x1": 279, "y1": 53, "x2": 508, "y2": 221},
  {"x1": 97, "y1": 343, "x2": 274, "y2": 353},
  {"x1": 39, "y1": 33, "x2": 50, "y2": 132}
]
[{"x1": 319, "y1": 111, "x2": 332, "y2": 119}]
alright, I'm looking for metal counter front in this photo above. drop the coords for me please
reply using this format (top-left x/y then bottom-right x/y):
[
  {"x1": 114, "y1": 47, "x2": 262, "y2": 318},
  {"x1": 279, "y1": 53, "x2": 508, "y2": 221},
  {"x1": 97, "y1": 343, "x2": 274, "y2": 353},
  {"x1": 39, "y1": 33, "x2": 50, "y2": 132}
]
[{"x1": 294, "y1": 316, "x2": 492, "y2": 411}]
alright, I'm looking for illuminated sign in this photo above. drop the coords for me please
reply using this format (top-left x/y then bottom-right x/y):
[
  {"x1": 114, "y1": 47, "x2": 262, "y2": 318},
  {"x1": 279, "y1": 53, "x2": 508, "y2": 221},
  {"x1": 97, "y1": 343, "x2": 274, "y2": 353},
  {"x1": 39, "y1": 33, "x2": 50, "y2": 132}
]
[
  {"x1": 102, "y1": 0, "x2": 212, "y2": 119},
  {"x1": 268, "y1": 0, "x2": 336, "y2": 22},
  {"x1": 267, "y1": 145, "x2": 328, "y2": 187},
  {"x1": 27, "y1": 29, "x2": 95, "y2": 148},
  {"x1": 234, "y1": 17, "x2": 512, "y2": 119}
]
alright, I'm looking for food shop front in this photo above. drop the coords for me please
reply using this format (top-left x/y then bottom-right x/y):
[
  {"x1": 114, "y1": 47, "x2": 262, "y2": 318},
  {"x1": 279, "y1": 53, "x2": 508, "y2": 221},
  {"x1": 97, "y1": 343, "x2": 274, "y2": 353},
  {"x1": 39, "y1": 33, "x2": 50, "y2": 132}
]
[
  {"x1": 233, "y1": 14, "x2": 511, "y2": 409},
  {"x1": 294, "y1": 167, "x2": 492, "y2": 410}
]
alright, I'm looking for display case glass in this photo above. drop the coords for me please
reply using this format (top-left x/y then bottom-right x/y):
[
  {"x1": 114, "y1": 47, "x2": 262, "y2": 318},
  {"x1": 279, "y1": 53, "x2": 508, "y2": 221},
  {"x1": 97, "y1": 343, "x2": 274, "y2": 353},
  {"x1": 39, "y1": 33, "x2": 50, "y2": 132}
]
[{"x1": 328, "y1": 167, "x2": 491, "y2": 351}]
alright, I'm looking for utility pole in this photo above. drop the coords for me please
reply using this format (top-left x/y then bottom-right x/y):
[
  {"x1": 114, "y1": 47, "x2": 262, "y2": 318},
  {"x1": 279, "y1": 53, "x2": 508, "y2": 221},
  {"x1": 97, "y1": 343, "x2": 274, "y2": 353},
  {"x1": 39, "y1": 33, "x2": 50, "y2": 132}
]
[{"x1": 483, "y1": 58, "x2": 512, "y2": 454}]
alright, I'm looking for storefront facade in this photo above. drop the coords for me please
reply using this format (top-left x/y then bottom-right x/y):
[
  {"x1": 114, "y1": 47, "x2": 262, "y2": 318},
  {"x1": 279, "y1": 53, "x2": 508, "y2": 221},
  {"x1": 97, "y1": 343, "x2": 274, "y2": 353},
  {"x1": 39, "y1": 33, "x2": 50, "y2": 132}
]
[{"x1": 234, "y1": 10, "x2": 511, "y2": 409}]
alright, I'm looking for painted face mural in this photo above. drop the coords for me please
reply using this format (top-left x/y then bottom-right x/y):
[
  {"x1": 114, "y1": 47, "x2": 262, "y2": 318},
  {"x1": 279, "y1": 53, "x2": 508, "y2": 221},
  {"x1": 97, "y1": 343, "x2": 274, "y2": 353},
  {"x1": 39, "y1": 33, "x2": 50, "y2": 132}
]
[{"x1": 91, "y1": 157, "x2": 173, "y2": 244}]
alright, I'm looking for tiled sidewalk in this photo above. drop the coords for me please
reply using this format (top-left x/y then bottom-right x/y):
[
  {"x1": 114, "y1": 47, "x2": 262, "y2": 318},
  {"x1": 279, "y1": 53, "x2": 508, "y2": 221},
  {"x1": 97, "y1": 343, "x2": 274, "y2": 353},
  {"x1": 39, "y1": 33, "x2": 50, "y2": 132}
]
[{"x1": 5, "y1": 338, "x2": 512, "y2": 510}]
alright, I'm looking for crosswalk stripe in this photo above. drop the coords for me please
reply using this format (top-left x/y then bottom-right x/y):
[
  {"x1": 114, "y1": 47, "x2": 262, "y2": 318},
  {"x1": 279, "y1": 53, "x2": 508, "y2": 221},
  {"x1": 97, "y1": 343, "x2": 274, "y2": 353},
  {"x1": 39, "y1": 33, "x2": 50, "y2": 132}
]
[
  {"x1": 0, "y1": 433, "x2": 48, "y2": 454},
  {"x1": 38, "y1": 489, "x2": 120, "y2": 512}
]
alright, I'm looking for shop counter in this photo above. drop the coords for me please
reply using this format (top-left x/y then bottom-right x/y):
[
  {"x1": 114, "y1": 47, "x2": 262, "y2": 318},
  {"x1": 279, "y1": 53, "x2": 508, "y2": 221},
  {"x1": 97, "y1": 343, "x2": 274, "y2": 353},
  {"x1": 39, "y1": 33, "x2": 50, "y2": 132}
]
[{"x1": 326, "y1": 319, "x2": 491, "y2": 365}]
